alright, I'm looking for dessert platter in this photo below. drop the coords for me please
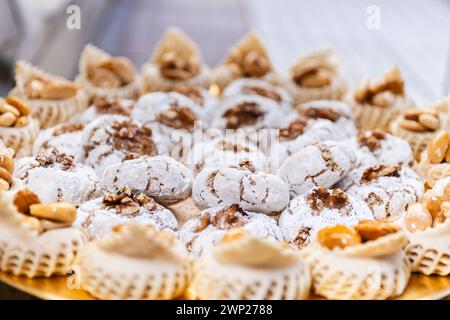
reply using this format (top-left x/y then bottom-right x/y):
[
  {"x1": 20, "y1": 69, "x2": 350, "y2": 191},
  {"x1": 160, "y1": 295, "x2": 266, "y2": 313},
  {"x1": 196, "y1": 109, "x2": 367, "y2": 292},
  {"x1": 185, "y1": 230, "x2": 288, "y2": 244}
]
[{"x1": 0, "y1": 28, "x2": 449, "y2": 300}]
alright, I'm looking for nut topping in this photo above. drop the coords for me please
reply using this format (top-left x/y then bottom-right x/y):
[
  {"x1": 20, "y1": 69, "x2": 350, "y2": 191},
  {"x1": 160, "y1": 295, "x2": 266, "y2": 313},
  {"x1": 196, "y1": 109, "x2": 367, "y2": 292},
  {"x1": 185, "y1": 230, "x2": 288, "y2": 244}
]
[
  {"x1": 298, "y1": 105, "x2": 341, "y2": 122},
  {"x1": 360, "y1": 164, "x2": 401, "y2": 183},
  {"x1": 241, "y1": 50, "x2": 270, "y2": 77},
  {"x1": 317, "y1": 225, "x2": 362, "y2": 249},
  {"x1": 399, "y1": 108, "x2": 440, "y2": 132},
  {"x1": 357, "y1": 130, "x2": 386, "y2": 151},
  {"x1": 223, "y1": 102, "x2": 265, "y2": 129},
  {"x1": 195, "y1": 204, "x2": 247, "y2": 233},
  {"x1": 279, "y1": 117, "x2": 307, "y2": 141},
  {"x1": 173, "y1": 85, "x2": 204, "y2": 106},
  {"x1": 354, "y1": 220, "x2": 400, "y2": 241},
  {"x1": 13, "y1": 188, "x2": 41, "y2": 215},
  {"x1": 24, "y1": 77, "x2": 77, "y2": 100},
  {"x1": 156, "y1": 106, "x2": 196, "y2": 131},
  {"x1": 29, "y1": 203, "x2": 77, "y2": 224},
  {"x1": 94, "y1": 98, "x2": 133, "y2": 116},
  {"x1": 0, "y1": 96, "x2": 30, "y2": 128},
  {"x1": 103, "y1": 187, "x2": 157, "y2": 216},
  {"x1": 242, "y1": 86, "x2": 282, "y2": 102},
  {"x1": 159, "y1": 51, "x2": 200, "y2": 80},
  {"x1": 88, "y1": 57, "x2": 136, "y2": 88},
  {"x1": 110, "y1": 120, "x2": 157, "y2": 156},
  {"x1": 53, "y1": 123, "x2": 84, "y2": 136},
  {"x1": 235, "y1": 159, "x2": 256, "y2": 173},
  {"x1": 35, "y1": 150, "x2": 75, "y2": 170},
  {"x1": 306, "y1": 187, "x2": 349, "y2": 212},
  {"x1": 427, "y1": 131, "x2": 450, "y2": 164}
]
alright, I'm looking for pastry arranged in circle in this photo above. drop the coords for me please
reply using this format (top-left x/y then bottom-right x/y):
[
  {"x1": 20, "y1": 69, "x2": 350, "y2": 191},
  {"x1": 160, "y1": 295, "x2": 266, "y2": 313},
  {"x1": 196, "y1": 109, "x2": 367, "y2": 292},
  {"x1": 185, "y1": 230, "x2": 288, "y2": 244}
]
[
  {"x1": 281, "y1": 48, "x2": 348, "y2": 103},
  {"x1": 100, "y1": 155, "x2": 193, "y2": 205},
  {"x1": 14, "y1": 150, "x2": 99, "y2": 206},
  {"x1": 178, "y1": 204, "x2": 283, "y2": 257},
  {"x1": 278, "y1": 140, "x2": 357, "y2": 197},
  {"x1": 351, "y1": 66, "x2": 415, "y2": 131},
  {"x1": 141, "y1": 28, "x2": 210, "y2": 93},
  {"x1": 77, "y1": 44, "x2": 139, "y2": 101},
  {"x1": 0, "y1": 188, "x2": 87, "y2": 278},
  {"x1": 304, "y1": 220, "x2": 411, "y2": 300},
  {"x1": 76, "y1": 222, "x2": 190, "y2": 299},
  {"x1": 74, "y1": 186, "x2": 178, "y2": 240},
  {"x1": 279, "y1": 186, "x2": 373, "y2": 248},
  {"x1": 192, "y1": 229, "x2": 311, "y2": 300},
  {"x1": 192, "y1": 161, "x2": 289, "y2": 215},
  {"x1": 12, "y1": 61, "x2": 87, "y2": 128}
]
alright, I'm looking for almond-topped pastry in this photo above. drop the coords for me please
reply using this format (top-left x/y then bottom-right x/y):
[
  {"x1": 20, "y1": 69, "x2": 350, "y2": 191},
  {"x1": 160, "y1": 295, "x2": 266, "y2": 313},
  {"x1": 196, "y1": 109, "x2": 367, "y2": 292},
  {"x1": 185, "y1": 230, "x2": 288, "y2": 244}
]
[
  {"x1": 178, "y1": 204, "x2": 284, "y2": 257},
  {"x1": 0, "y1": 96, "x2": 39, "y2": 154},
  {"x1": 337, "y1": 164, "x2": 423, "y2": 220},
  {"x1": 192, "y1": 161, "x2": 290, "y2": 215},
  {"x1": 11, "y1": 61, "x2": 87, "y2": 128},
  {"x1": 281, "y1": 48, "x2": 348, "y2": 103},
  {"x1": 349, "y1": 130, "x2": 414, "y2": 168},
  {"x1": 351, "y1": 66, "x2": 415, "y2": 131},
  {"x1": 74, "y1": 186, "x2": 178, "y2": 240},
  {"x1": 80, "y1": 115, "x2": 157, "y2": 175},
  {"x1": 100, "y1": 155, "x2": 193, "y2": 205},
  {"x1": 0, "y1": 188, "x2": 87, "y2": 278},
  {"x1": 402, "y1": 177, "x2": 450, "y2": 275},
  {"x1": 75, "y1": 97, "x2": 135, "y2": 123},
  {"x1": 279, "y1": 186, "x2": 373, "y2": 248},
  {"x1": 390, "y1": 98, "x2": 449, "y2": 159},
  {"x1": 76, "y1": 222, "x2": 190, "y2": 299},
  {"x1": 304, "y1": 220, "x2": 411, "y2": 300},
  {"x1": 77, "y1": 44, "x2": 139, "y2": 101},
  {"x1": 278, "y1": 140, "x2": 357, "y2": 197},
  {"x1": 192, "y1": 230, "x2": 311, "y2": 300},
  {"x1": 0, "y1": 151, "x2": 16, "y2": 191},
  {"x1": 209, "y1": 32, "x2": 274, "y2": 90},
  {"x1": 33, "y1": 122, "x2": 84, "y2": 157},
  {"x1": 141, "y1": 28, "x2": 210, "y2": 93},
  {"x1": 14, "y1": 150, "x2": 99, "y2": 206},
  {"x1": 417, "y1": 131, "x2": 450, "y2": 186}
]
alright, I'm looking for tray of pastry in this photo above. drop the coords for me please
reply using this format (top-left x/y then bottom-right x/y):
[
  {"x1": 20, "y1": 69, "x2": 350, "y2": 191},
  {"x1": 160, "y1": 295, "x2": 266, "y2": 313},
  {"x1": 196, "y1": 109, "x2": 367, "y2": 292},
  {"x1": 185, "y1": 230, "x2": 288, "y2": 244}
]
[{"x1": 0, "y1": 28, "x2": 449, "y2": 300}]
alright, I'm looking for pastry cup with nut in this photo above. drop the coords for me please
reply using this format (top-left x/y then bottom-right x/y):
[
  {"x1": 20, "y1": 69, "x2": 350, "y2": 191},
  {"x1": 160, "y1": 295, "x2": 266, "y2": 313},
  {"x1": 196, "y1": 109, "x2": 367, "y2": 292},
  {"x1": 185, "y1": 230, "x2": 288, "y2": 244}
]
[
  {"x1": 77, "y1": 44, "x2": 140, "y2": 102},
  {"x1": 401, "y1": 178, "x2": 450, "y2": 276},
  {"x1": 75, "y1": 222, "x2": 190, "y2": 300},
  {"x1": 280, "y1": 48, "x2": 348, "y2": 104},
  {"x1": 0, "y1": 188, "x2": 87, "y2": 278},
  {"x1": 0, "y1": 96, "x2": 39, "y2": 153},
  {"x1": 209, "y1": 32, "x2": 276, "y2": 90},
  {"x1": 0, "y1": 150, "x2": 22, "y2": 192},
  {"x1": 11, "y1": 61, "x2": 88, "y2": 128},
  {"x1": 416, "y1": 130, "x2": 450, "y2": 186},
  {"x1": 191, "y1": 229, "x2": 311, "y2": 300},
  {"x1": 141, "y1": 28, "x2": 210, "y2": 94},
  {"x1": 390, "y1": 98, "x2": 449, "y2": 160},
  {"x1": 303, "y1": 221, "x2": 411, "y2": 300},
  {"x1": 351, "y1": 66, "x2": 416, "y2": 131}
]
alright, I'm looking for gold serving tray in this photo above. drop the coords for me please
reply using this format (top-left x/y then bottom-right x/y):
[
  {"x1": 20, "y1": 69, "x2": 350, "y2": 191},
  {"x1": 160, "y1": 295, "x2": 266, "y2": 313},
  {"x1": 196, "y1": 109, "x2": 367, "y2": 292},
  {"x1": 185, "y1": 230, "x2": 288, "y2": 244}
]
[{"x1": 0, "y1": 272, "x2": 449, "y2": 300}]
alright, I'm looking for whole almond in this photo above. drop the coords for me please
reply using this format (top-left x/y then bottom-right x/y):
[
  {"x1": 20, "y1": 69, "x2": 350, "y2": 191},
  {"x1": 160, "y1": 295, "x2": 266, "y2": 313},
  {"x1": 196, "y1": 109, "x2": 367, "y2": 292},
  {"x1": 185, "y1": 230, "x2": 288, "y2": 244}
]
[
  {"x1": 418, "y1": 113, "x2": 439, "y2": 130},
  {"x1": 299, "y1": 69, "x2": 331, "y2": 88},
  {"x1": 0, "y1": 102, "x2": 20, "y2": 117},
  {"x1": 5, "y1": 96, "x2": 30, "y2": 116},
  {"x1": 0, "y1": 178, "x2": 9, "y2": 191},
  {"x1": 354, "y1": 78, "x2": 370, "y2": 103},
  {"x1": 403, "y1": 108, "x2": 437, "y2": 121},
  {"x1": 89, "y1": 68, "x2": 121, "y2": 88},
  {"x1": 29, "y1": 202, "x2": 77, "y2": 223},
  {"x1": 41, "y1": 82, "x2": 77, "y2": 100},
  {"x1": 0, "y1": 154, "x2": 14, "y2": 174},
  {"x1": 428, "y1": 131, "x2": 450, "y2": 163},
  {"x1": 0, "y1": 112, "x2": 17, "y2": 127},
  {"x1": 399, "y1": 119, "x2": 427, "y2": 132},
  {"x1": 13, "y1": 188, "x2": 41, "y2": 215},
  {"x1": 0, "y1": 167, "x2": 13, "y2": 185},
  {"x1": 14, "y1": 116, "x2": 28, "y2": 128},
  {"x1": 372, "y1": 91, "x2": 395, "y2": 108}
]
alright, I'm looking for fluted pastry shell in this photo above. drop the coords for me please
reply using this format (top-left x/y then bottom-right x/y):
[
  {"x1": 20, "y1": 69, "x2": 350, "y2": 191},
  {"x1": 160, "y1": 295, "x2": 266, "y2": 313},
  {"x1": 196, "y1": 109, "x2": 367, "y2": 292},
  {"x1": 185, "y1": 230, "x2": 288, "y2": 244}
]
[
  {"x1": 0, "y1": 191, "x2": 87, "y2": 278},
  {"x1": 141, "y1": 28, "x2": 209, "y2": 93},
  {"x1": 77, "y1": 44, "x2": 140, "y2": 101},
  {"x1": 303, "y1": 231, "x2": 411, "y2": 300},
  {"x1": 416, "y1": 149, "x2": 450, "y2": 187},
  {"x1": 192, "y1": 233, "x2": 311, "y2": 300},
  {"x1": 76, "y1": 222, "x2": 191, "y2": 300},
  {"x1": 0, "y1": 115, "x2": 39, "y2": 153},
  {"x1": 209, "y1": 32, "x2": 276, "y2": 89},
  {"x1": 12, "y1": 61, "x2": 88, "y2": 128},
  {"x1": 405, "y1": 219, "x2": 450, "y2": 276}
]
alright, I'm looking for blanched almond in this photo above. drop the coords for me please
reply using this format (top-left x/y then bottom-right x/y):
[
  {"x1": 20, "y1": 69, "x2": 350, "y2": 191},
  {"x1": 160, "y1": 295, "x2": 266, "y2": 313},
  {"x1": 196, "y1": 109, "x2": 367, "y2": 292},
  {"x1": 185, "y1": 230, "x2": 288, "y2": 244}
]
[
  {"x1": 0, "y1": 112, "x2": 17, "y2": 127},
  {"x1": 372, "y1": 91, "x2": 395, "y2": 108},
  {"x1": 405, "y1": 203, "x2": 433, "y2": 233},
  {"x1": 399, "y1": 119, "x2": 427, "y2": 132},
  {"x1": 41, "y1": 82, "x2": 77, "y2": 100},
  {"x1": 418, "y1": 113, "x2": 439, "y2": 130},
  {"x1": 5, "y1": 96, "x2": 30, "y2": 116},
  {"x1": 428, "y1": 131, "x2": 450, "y2": 163},
  {"x1": 29, "y1": 202, "x2": 76, "y2": 223},
  {"x1": 0, "y1": 154, "x2": 14, "y2": 174},
  {"x1": 14, "y1": 116, "x2": 28, "y2": 128},
  {"x1": 299, "y1": 69, "x2": 331, "y2": 88},
  {"x1": 0, "y1": 102, "x2": 20, "y2": 117},
  {"x1": 0, "y1": 167, "x2": 13, "y2": 185},
  {"x1": 404, "y1": 108, "x2": 437, "y2": 121}
]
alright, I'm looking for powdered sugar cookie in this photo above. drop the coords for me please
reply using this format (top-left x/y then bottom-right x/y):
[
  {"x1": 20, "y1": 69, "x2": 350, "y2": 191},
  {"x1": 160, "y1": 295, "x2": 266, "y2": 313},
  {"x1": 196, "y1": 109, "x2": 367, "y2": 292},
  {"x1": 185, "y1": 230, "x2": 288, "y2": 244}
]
[
  {"x1": 278, "y1": 140, "x2": 357, "y2": 197},
  {"x1": 33, "y1": 122, "x2": 84, "y2": 158},
  {"x1": 192, "y1": 161, "x2": 289, "y2": 215},
  {"x1": 80, "y1": 115, "x2": 157, "y2": 175},
  {"x1": 279, "y1": 186, "x2": 373, "y2": 248},
  {"x1": 337, "y1": 164, "x2": 423, "y2": 220},
  {"x1": 178, "y1": 204, "x2": 283, "y2": 256},
  {"x1": 74, "y1": 187, "x2": 178, "y2": 240},
  {"x1": 74, "y1": 98, "x2": 135, "y2": 124},
  {"x1": 14, "y1": 150, "x2": 99, "y2": 206},
  {"x1": 100, "y1": 155, "x2": 193, "y2": 205}
]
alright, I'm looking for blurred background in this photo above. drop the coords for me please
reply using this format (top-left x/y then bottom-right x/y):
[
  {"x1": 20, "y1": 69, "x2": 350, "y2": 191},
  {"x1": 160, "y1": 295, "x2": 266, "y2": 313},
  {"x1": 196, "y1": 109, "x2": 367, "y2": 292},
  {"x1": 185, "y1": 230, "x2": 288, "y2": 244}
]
[{"x1": 0, "y1": 0, "x2": 449, "y2": 103}]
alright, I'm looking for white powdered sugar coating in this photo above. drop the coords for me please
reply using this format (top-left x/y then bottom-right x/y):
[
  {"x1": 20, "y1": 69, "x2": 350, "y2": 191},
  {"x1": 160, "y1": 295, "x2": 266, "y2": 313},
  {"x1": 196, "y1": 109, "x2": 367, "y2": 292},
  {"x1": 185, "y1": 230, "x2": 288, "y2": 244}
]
[
  {"x1": 74, "y1": 99, "x2": 135, "y2": 123},
  {"x1": 279, "y1": 187, "x2": 373, "y2": 247},
  {"x1": 177, "y1": 206, "x2": 284, "y2": 256},
  {"x1": 337, "y1": 165, "x2": 424, "y2": 220},
  {"x1": 14, "y1": 155, "x2": 99, "y2": 206},
  {"x1": 185, "y1": 137, "x2": 269, "y2": 175},
  {"x1": 349, "y1": 131, "x2": 414, "y2": 168},
  {"x1": 278, "y1": 140, "x2": 357, "y2": 197},
  {"x1": 100, "y1": 155, "x2": 193, "y2": 205},
  {"x1": 192, "y1": 165, "x2": 290, "y2": 215},
  {"x1": 74, "y1": 197, "x2": 178, "y2": 240},
  {"x1": 211, "y1": 94, "x2": 293, "y2": 130},
  {"x1": 32, "y1": 123, "x2": 84, "y2": 158}
]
